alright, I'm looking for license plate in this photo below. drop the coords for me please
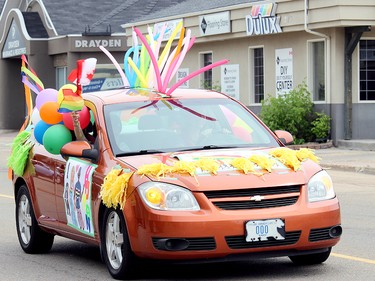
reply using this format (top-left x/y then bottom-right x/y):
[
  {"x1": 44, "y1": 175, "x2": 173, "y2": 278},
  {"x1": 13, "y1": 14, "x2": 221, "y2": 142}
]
[{"x1": 245, "y1": 219, "x2": 285, "y2": 242}]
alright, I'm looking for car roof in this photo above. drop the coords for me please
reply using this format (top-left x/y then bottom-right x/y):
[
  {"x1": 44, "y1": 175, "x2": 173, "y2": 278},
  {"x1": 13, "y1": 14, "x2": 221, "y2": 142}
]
[{"x1": 83, "y1": 88, "x2": 227, "y2": 105}]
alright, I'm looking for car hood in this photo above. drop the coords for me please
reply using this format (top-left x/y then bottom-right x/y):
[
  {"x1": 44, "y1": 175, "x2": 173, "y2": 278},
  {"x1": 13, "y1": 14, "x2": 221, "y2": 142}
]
[{"x1": 118, "y1": 147, "x2": 322, "y2": 192}]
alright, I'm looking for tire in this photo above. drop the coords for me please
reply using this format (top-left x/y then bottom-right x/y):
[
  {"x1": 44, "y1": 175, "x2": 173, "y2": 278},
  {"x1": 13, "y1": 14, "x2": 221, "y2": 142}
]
[
  {"x1": 101, "y1": 207, "x2": 137, "y2": 280},
  {"x1": 15, "y1": 185, "x2": 54, "y2": 254},
  {"x1": 289, "y1": 248, "x2": 331, "y2": 265}
]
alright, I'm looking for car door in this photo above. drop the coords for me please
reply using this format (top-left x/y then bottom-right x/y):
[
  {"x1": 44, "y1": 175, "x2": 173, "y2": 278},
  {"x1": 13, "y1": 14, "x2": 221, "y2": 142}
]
[
  {"x1": 30, "y1": 145, "x2": 58, "y2": 228},
  {"x1": 55, "y1": 148, "x2": 97, "y2": 238}
]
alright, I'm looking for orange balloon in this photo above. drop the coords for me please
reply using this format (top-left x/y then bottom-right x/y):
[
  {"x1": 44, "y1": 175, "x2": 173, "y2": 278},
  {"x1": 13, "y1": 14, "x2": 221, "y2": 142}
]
[{"x1": 39, "y1": 101, "x2": 63, "y2": 124}]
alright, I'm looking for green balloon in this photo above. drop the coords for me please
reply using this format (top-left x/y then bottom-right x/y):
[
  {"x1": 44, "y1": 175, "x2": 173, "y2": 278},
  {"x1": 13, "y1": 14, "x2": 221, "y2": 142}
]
[
  {"x1": 43, "y1": 124, "x2": 72, "y2": 154},
  {"x1": 90, "y1": 110, "x2": 95, "y2": 124}
]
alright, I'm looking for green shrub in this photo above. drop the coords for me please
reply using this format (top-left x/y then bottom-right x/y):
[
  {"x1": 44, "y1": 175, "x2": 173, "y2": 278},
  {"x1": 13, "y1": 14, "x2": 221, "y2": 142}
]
[
  {"x1": 311, "y1": 112, "x2": 331, "y2": 140},
  {"x1": 260, "y1": 82, "x2": 317, "y2": 144}
]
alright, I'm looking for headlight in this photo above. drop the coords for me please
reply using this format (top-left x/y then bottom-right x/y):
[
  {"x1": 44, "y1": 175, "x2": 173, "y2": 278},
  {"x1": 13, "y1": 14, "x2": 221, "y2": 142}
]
[
  {"x1": 138, "y1": 182, "x2": 200, "y2": 211},
  {"x1": 307, "y1": 170, "x2": 335, "y2": 202}
]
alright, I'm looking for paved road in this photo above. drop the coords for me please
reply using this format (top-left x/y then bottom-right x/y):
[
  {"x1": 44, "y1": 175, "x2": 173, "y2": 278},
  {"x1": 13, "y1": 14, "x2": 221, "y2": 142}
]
[{"x1": 1, "y1": 130, "x2": 375, "y2": 280}]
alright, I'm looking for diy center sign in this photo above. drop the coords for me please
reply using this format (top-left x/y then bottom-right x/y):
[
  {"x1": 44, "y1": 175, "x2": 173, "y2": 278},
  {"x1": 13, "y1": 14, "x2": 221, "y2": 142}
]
[{"x1": 275, "y1": 48, "x2": 293, "y2": 96}]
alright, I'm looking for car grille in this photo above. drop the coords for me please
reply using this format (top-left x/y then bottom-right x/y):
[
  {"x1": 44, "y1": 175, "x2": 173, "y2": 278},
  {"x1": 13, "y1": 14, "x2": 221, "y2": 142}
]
[
  {"x1": 203, "y1": 185, "x2": 301, "y2": 210},
  {"x1": 152, "y1": 237, "x2": 216, "y2": 251},
  {"x1": 226, "y1": 231, "x2": 301, "y2": 249},
  {"x1": 309, "y1": 227, "x2": 333, "y2": 242}
]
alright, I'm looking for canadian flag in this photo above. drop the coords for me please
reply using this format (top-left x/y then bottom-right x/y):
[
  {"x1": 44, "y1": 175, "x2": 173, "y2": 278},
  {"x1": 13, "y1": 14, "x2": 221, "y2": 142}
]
[{"x1": 68, "y1": 58, "x2": 97, "y2": 94}]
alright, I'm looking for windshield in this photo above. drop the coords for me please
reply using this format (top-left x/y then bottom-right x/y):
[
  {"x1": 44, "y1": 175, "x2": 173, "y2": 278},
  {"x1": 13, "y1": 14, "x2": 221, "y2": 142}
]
[{"x1": 104, "y1": 97, "x2": 279, "y2": 156}]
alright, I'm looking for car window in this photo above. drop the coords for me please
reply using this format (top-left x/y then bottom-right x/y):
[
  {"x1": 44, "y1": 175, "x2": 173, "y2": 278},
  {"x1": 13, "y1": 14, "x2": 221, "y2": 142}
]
[{"x1": 104, "y1": 97, "x2": 279, "y2": 155}]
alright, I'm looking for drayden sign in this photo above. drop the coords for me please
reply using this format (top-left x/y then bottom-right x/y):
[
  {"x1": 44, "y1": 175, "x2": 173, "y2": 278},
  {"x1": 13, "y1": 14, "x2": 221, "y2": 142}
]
[
  {"x1": 2, "y1": 20, "x2": 27, "y2": 58},
  {"x1": 74, "y1": 39, "x2": 122, "y2": 48},
  {"x1": 246, "y1": 3, "x2": 282, "y2": 36}
]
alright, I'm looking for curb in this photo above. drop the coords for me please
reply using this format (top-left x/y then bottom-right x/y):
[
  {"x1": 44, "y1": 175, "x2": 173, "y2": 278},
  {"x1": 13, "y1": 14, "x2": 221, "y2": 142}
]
[
  {"x1": 319, "y1": 163, "x2": 375, "y2": 175},
  {"x1": 287, "y1": 141, "x2": 333, "y2": 150}
]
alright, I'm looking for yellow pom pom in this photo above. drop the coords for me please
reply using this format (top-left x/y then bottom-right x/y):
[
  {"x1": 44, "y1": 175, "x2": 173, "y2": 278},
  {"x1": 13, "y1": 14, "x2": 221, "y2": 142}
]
[
  {"x1": 193, "y1": 158, "x2": 220, "y2": 174},
  {"x1": 172, "y1": 161, "x2": 197, "y2": 176},
  {"x1": 249, "y1": 154, "x2": 274, "y2": 172},
  {"x1": 296, "y1": 148, "x2": 320, "y2": 163},
  {"x1": 100, "y1": 169, "x2": 132, "y2": 209},
  {"x1": 269, "y1": 148, "x2": 301, "y2": 171},
  {"x1": 230, "y1": 158, "x2": 256, "y2": 174},
  {"x1": 136, "y1": 163, "x2": 173, "y2": 178}
]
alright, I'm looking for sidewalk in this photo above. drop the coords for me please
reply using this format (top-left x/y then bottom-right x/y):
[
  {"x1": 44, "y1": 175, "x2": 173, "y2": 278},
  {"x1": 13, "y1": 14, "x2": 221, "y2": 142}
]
[
  {"x1": 1, "y1": 130, "x2": 375, "y2": 175},
  {"x1": 315, "y1": 147, "x2": 375, "y2": 175}
]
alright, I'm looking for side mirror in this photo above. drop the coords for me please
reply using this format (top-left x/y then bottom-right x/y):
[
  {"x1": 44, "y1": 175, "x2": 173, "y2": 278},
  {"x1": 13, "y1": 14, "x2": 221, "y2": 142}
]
[
  {"x1": 60, "y1": 141, "x2": 99, "y2": 162},
  {"x1": 274, "y1": 130, "x2": 294, "y2": 145}
]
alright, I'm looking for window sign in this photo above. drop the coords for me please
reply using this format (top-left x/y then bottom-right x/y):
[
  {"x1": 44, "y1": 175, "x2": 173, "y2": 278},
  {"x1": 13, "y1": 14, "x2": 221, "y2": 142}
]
[
  {"x1": 221, "y1": 64, "x2": 239, "y2": 100},
  {"x1": 176, "y1": 68, "x2": 189, "y2": 88},
  {"x1": 154, "y1": 19, "x2": 183, "y2": 41},
  {"x1": 246, "y1": 3, "x2": 282, "y2": 36},
  {"x1": 2, "y1": 20, "x2": 27, "y2": 58},
  {"x1": 275, "y1": 48, "x2": 293, "y2": 96}
]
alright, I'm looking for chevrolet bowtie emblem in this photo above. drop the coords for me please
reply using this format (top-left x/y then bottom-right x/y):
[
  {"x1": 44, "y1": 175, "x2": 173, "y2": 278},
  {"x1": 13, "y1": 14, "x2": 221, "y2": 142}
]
[{"x1": 250, "y1": 195, "x2": 264, "y2": 201}]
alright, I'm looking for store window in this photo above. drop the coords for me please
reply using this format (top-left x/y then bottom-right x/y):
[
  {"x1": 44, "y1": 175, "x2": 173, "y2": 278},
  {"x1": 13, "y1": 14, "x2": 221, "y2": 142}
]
[
  {"x1": 309, "y1": 41, "x2": 325, "y2": 101},
  {"x1": 360, "y1": 40, "x2": 375, "y2": 101},
  {"x1": 56, "y1": 66, "x2": 67, "y2": 90},
  {"x1": 250, "y1": 47, "x2": 264, "y2": 103},
  {"x1": 201, "y1": 52, "x2": 212, "y2": 89}
]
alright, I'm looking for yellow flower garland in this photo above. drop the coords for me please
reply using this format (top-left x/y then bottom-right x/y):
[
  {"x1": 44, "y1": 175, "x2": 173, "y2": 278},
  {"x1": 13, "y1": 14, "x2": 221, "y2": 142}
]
[{"x1": 100, "y1": 148, "x2": 320, "y2": 209}]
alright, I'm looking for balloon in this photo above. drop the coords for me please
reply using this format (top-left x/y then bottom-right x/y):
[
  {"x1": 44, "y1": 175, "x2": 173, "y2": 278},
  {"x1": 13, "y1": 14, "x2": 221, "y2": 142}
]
[
  {"x1": 43, "y1": 124, "x2": 72, "y2": 155},
  {"x1": 134, "y1": 27, "x2": 162, "y2": 91},
  {"x1": 166, "y1": 59, "x2": 229, "y2": 95},
  {"x1": 99, "y1": 46, "x2": 129, "y2": 87},
  {"x1": 31, "y1": 107, "x2": 41, "y2": 125},
  {"x1": 62, "y1": 106, "x2": 90, "y2": 130},
  {"x1": 39, "y1": 101, "x2": 63, "y2": 124},
  {"x1": 90, "y1": 110, "x2": 95, "y2": 124},
  {"x1": 33, "y1": 120, "x2": 52, "y2": 144},
  {"x1": 35, "y1": 88, "x2": 58, "y2": 110}
]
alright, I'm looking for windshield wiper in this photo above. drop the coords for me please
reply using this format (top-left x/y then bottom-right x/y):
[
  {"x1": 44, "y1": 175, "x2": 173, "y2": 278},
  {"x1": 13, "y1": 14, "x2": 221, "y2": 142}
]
[
  {"x1": 175, "y1": 145, "x2": 238, "y2": 152},
  {"x1": 202, "y1": 145, "x2": 238, "y2": 150},
  {"x1": 116, "y1": 149, "x2": 164, "y2": 157}
]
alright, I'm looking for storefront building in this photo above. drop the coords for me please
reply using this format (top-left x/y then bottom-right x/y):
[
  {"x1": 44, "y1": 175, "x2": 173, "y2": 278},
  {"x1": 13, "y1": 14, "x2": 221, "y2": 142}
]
[
  {"x1": 0, "y1": 0, "x2": 184, "y2": 130},
  {"x1": 1, "y1": 0, "x2": 375, "y2": 144},
  {"x1": 124, "y1": 0, "x2": 375, "y2": 144}
]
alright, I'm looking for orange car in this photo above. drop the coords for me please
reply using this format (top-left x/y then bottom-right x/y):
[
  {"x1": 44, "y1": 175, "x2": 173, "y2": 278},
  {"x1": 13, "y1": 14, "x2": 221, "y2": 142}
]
[{"x1": 12, "y1": 88, "x2": 341, "y2": 279}]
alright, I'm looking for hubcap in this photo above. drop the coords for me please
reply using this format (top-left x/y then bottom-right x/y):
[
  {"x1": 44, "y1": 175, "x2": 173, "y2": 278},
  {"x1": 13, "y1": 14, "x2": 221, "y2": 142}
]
[
  {"x1": 18, "y1": 194, "x2": 32, "y2": 244},
  {"x1": 105, "y1": 211, "x2": 124, "y2": 270}
]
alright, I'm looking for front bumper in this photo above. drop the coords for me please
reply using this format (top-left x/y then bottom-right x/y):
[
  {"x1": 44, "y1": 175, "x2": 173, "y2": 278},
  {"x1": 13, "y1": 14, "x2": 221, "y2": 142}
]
[{"x1": 125, "y1": 192, "x2": 341, "y2": 260}]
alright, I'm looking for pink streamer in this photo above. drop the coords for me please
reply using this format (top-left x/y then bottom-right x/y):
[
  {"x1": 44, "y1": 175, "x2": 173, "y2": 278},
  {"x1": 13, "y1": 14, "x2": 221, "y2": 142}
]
[
  {"x1": 134, "y1": 27, "x2": 163, "y2": 92},
  {"x1": 166, "y1": 59, "x2": 229, "y2": 96}
]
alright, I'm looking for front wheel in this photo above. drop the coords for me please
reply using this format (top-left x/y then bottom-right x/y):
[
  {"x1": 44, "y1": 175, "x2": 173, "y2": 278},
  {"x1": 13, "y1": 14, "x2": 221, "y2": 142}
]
[
  {"x1": 101, "y1": 207, "x2": 137, "y2": 280},
  {"x1": 289, "y1": 248, "x2": 331, "y2": 265},
  {"x1": 15, "y1": 185, "x2": 54, "y2": 253}
]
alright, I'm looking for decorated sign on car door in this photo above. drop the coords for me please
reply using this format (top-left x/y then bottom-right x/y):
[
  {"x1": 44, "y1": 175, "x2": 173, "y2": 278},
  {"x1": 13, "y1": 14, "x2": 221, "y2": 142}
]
[{"x1": 64, "y1": 157, "x2": 97, "y2": 236}]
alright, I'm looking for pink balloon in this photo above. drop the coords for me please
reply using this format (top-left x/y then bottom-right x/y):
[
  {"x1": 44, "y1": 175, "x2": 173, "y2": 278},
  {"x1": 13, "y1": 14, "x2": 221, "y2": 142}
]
[
  {"x1": 166, "y1": 59, "x2": 229, "y2": 95},
  {"x1": 162, "y1": 31, "x2": 194, "y2": 92},
  {"x1": 134, "y1": 27, "x2": 163, "y2": 92},
  {"x1": 36, "y1": 88, "x2": 58, "y2": 110},
  {"x1": 62, "y1": 106, "x2": 90, "y2": 130}
]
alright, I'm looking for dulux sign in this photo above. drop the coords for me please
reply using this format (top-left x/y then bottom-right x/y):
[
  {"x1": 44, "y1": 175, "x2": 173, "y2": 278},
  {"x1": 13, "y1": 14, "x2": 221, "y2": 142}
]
[{"x1": 246, "y1": 3, "x2": 282, "y2": 36}]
